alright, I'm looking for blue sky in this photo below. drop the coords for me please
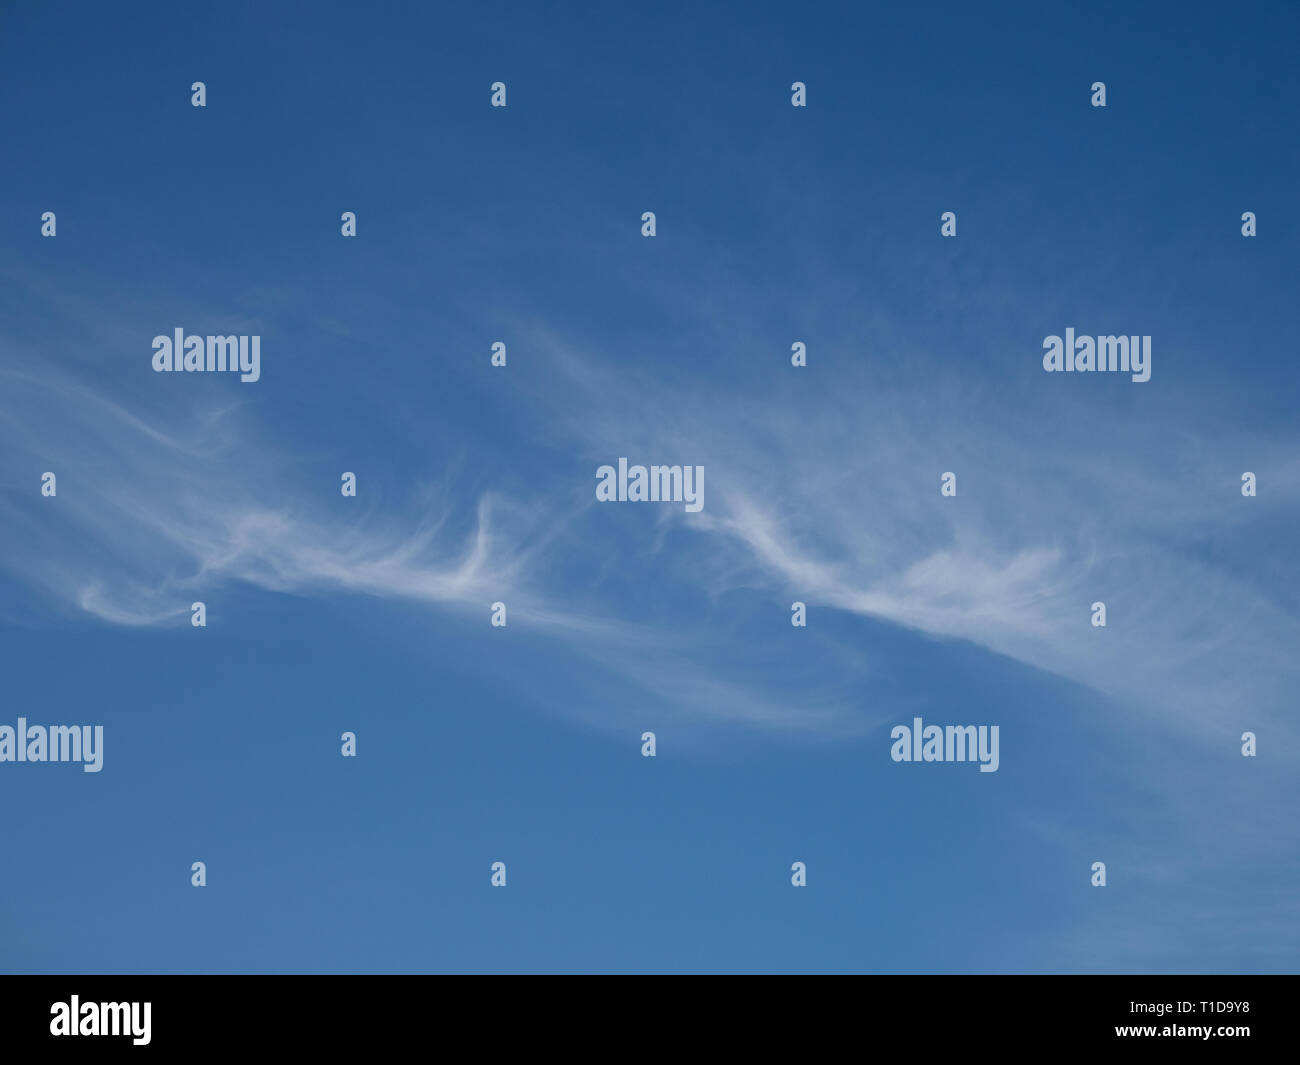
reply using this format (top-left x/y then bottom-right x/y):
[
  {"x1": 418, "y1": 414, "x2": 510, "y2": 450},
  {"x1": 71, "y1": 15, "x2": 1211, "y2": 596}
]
[{"x1": 1, "y1": 0, "x2": 1297, "y2": 973}]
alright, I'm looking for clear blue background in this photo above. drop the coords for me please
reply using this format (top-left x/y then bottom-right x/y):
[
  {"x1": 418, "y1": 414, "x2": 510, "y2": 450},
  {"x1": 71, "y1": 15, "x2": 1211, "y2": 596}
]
[{"x1": 1, "y1": 0, "x2": 1296, "y2": 973}]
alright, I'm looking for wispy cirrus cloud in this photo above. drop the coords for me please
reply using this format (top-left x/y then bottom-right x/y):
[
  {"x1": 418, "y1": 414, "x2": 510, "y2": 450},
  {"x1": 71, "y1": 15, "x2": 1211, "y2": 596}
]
[
  {"x1": 526, "y1": 328, "x2": 1300, "y2": 751},
  {"x1": 3, "y1": 284, "x2": 1298, "y2": 752},
  {"x1": 0, "y1": 356, "x2": 875, "y2": 736}
]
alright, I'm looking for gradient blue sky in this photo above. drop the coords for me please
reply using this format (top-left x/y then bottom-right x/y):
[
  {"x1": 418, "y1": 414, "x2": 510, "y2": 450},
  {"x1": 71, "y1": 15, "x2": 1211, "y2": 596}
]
[{"x1": 1, "y1": 0, "x2": 1297, "y2": 973}]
